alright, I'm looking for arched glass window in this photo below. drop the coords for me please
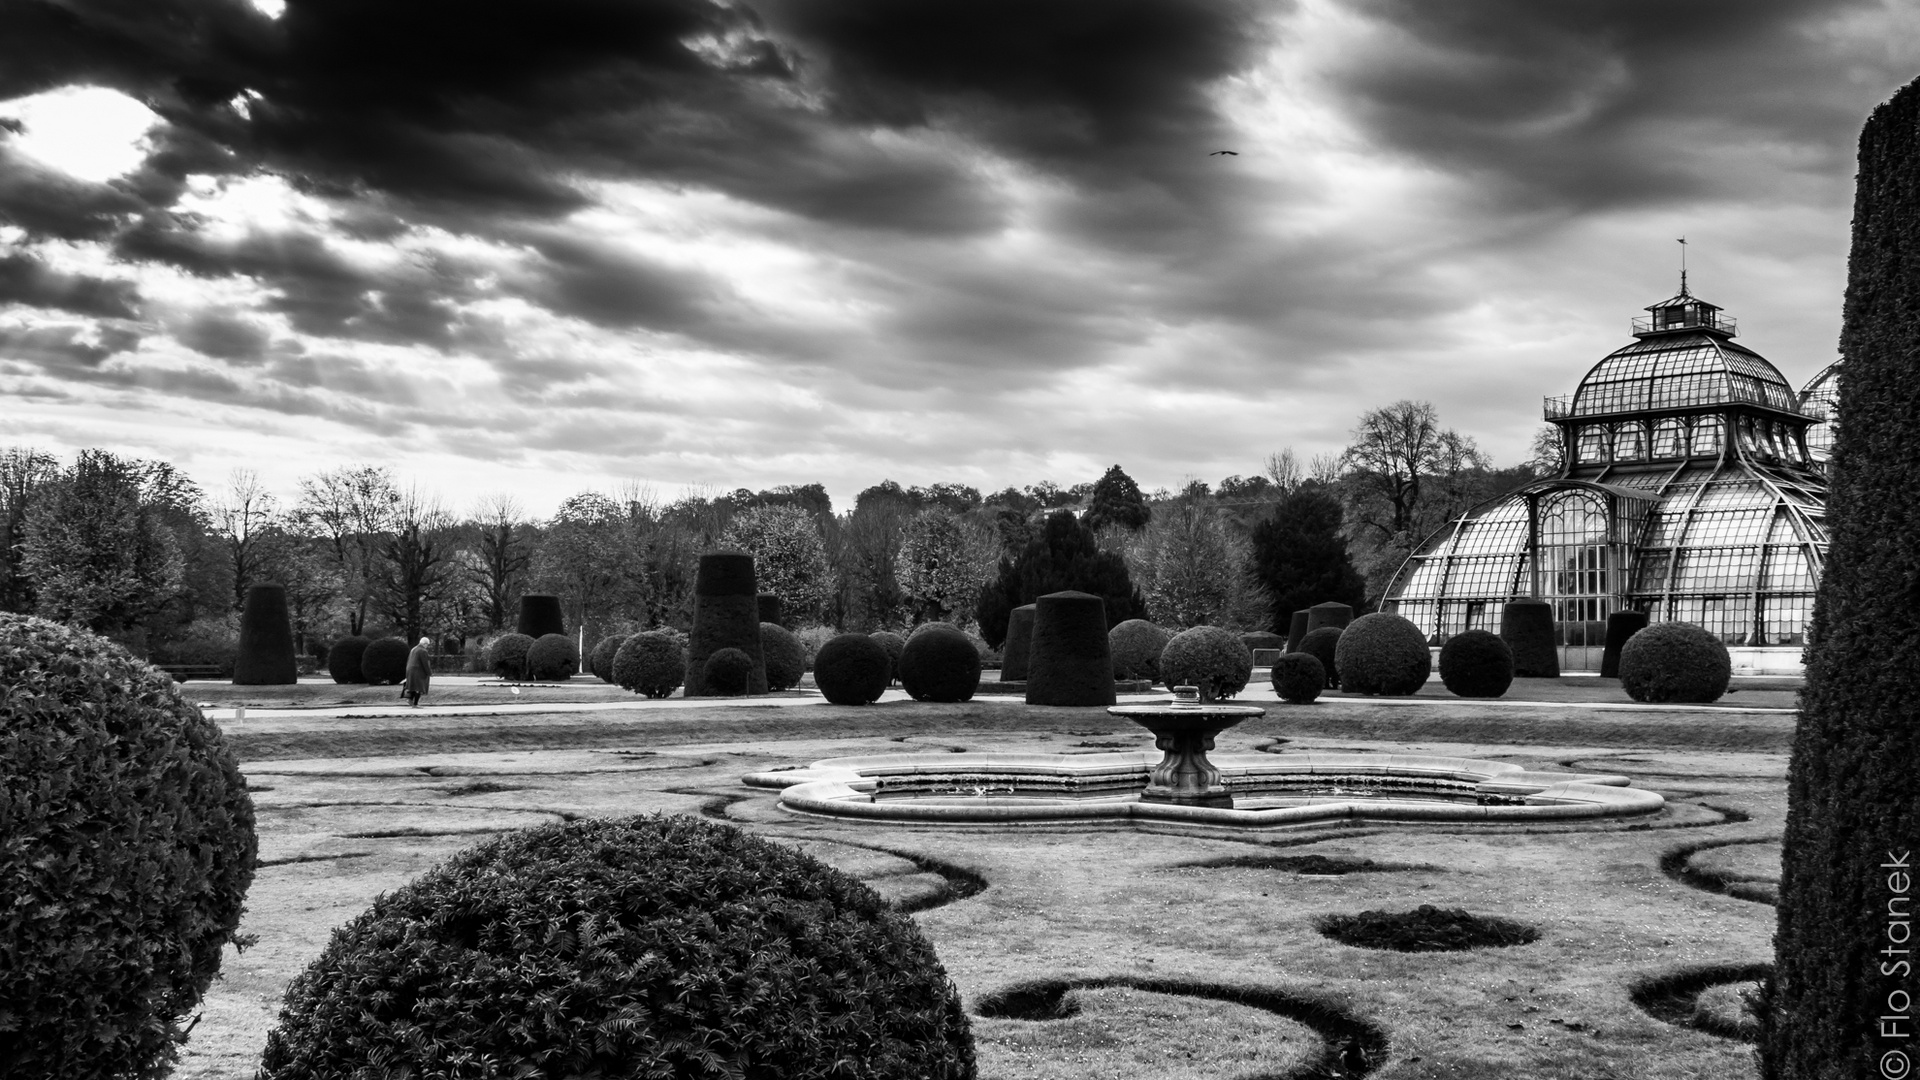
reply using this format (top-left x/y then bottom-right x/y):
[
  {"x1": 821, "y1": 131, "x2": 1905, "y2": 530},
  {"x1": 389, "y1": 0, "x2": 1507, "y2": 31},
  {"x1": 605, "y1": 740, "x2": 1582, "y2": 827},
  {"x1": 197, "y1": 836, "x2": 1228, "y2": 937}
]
[
  {"x1": 1691, "y1": 415, "x2": 1724, "y2": 456},
  {"x1": 1652, "y1": 418, "x2": 1687, "y2": 457},
  {"x1": 1614, "y1": 423, "x2": 1647, "y2": 461},
  {"x1": 1577, "y1": 425, "x2": 1609, "y2": 464},
  {"x1": 1737, "y1": 416, "x2": 1763, "y2": 457}
]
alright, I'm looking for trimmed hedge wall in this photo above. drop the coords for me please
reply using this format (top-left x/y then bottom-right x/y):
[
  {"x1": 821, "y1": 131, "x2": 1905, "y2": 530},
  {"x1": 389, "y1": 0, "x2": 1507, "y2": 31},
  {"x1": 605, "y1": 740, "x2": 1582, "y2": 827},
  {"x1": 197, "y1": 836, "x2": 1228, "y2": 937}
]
[
  {"x1": 234, "y1": 582, "x2": 297, "y2": 685},
  {"x1": 256, "y1": 815, "x2": 976, "y2": 1080},
  {"x1": 1304, "y1": 602, "x2": 1354, "y2": 633},
  {"x1": 1, "y1": 614, "x2": 257, "y2": 1079},
  {"x1": 1286, "y1": 609, "x2": 1311, "y2": 653},
  {"x1": 815, "y1": 633, "x2": 892, "y2": 705},
  {"x1": 1333, "y1": 613, "x2": 1431, "y2": 696},
  {"x1": 1438, "y1": 629, "x2": 1512, "y2": 698}
]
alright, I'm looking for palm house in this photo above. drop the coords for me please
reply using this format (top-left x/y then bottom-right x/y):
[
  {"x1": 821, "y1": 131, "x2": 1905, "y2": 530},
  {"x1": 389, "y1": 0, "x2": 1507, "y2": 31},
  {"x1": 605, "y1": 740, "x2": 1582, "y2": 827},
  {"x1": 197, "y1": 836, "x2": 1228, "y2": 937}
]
[
  {"x1": 1383, "y1": 286, "x2": 1830, "y2": 673},
  {"x1": 1798, "y1": 359, "x2": 1842, "y2": 470}
]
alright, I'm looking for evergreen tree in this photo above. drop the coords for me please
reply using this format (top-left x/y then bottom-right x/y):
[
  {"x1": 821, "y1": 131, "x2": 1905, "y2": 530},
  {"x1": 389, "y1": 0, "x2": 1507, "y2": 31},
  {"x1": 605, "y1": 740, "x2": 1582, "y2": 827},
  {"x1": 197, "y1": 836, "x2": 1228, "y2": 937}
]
[
  {"x1": 1084, "y1": 465, "x2": 1152, "y2": 532},
  {"x1": 21, "y1": 450, "x2": 185, "y2": 635},
  {"x1": 1250, "y1": 487, "x2": 1368, "y2": 633},
  {"x1": 974, "y1": 510, "x2": 1146, "y2": 648},
  {"x1": 1763, "y1": 77, "x2": 1920, "y2": 1080}
]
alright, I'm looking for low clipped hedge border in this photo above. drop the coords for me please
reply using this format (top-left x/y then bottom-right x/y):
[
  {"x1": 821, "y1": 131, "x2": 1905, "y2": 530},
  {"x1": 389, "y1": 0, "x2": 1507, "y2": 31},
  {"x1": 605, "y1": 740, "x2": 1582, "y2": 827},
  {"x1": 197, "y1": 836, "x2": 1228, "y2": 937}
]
[{"x1": 257, "y1": 815, "x2": 977, "y2": 1079}]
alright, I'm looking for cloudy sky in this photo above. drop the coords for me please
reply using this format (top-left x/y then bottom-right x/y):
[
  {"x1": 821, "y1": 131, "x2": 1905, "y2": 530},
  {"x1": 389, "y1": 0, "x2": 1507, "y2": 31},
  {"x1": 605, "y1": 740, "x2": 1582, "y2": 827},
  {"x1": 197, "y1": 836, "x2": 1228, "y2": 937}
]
[{"x1": 2, "y1": 0, "x2": 1916, "y2": 516}]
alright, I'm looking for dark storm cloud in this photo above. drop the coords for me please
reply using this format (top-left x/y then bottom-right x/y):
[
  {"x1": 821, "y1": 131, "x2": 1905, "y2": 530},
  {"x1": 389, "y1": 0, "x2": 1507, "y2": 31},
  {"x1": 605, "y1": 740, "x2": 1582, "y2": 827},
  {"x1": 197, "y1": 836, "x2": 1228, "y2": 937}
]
[
  {"x1": 1331, "y1": 0, "x2": 1901, "y2": 209},
  {"x1": 518, "y1": 231, "x2": 720, "y2": 331},
  {"x1": 0, "y1": 252, "x2": 140, "y2": 318},
  {"x1": 0, "y1": 323, "x2": 140, "y2": 370},
  {"x1": 0, "y1": 146, "x2": 147, "y2": 241},
  {"x1": 176, "y1": 309, "x2": 271, "y2": 362}
]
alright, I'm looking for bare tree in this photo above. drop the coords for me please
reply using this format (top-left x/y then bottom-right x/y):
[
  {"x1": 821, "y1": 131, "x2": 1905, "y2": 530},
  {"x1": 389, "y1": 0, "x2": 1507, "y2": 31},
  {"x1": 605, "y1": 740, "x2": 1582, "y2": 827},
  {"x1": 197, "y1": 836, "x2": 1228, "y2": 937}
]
[
  {"x1": 1340, "y1": 400, "x2": 1488, "y2": 540},
  {"x1": 377, "y1": 486, "x2": 459, "y2": 643},
  {"x1": 469, "y1": 492, "x2": 533, "y2": 631},
  {"x1": 215, "y1": 469, "x2": 280, "y2": 610},
  {"x1": 295, "y1": 465, "x2": 399, "y2": 635},
  {"x1": 1263, "y1": 448, "x2": 1303, "y2": 495}
]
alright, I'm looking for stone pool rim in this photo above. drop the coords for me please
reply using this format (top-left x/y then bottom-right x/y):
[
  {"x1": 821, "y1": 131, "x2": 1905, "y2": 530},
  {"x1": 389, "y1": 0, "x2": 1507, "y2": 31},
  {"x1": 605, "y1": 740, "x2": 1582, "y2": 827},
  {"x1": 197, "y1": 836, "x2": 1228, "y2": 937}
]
[{"x1": 742, "y1": 751, "x2": 1666, "y2": 828}]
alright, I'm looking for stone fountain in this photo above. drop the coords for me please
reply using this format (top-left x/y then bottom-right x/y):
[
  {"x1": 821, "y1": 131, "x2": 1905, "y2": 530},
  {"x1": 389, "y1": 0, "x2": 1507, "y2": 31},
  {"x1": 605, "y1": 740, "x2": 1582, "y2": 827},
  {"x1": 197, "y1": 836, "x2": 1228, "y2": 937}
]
[{"x1": 1108, "y1": 685, "x2": 1264, "y2": 808}]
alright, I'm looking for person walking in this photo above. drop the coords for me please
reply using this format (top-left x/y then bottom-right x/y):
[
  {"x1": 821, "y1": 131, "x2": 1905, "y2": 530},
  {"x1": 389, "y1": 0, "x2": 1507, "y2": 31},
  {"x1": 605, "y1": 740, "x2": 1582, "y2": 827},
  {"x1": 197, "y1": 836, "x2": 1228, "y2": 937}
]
[{"x1": 404, "y1": 636, "x2": 432, "y2": 707}]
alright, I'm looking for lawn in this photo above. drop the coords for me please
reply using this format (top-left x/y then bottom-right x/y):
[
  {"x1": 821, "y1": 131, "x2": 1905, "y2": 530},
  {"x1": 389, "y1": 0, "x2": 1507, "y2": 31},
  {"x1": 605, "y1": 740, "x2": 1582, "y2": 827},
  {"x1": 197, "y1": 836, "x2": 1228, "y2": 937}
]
[{"x1": 173, "y1": 674, "x2": 1790, "y2": 1079}]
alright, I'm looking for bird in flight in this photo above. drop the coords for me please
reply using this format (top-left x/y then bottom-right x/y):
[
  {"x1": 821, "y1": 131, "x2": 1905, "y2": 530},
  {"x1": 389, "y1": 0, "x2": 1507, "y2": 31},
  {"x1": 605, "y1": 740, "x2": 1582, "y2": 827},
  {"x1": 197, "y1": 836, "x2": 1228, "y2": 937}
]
[{"x1": 1209, "y1": 150, "x2": 1238, "y2": 155}]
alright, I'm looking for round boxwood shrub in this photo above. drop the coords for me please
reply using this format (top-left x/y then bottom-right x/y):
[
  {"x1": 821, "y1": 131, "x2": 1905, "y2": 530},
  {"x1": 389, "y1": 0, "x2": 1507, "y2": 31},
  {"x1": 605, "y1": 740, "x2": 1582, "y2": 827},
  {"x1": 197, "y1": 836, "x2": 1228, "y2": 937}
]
[
  {"x1": 361, "y1": 636, "x2": 411, "y2": 685},
  {"x1": 612, "y1": 631, "x2": 685, "y2": 699},
  {"x1": 761, "y1": 622, "x2": 807, "y2": 691},
  {"x1": 1158, "y1": 625, "x2": 1254, "y2": 702},
  {"x1": 256, "y1": 815, "x2": 976, "y2": 1080},
  {"x1": 1298, "y1": 626, "x2": 1343, "y2": 689},
  {"x1": 326, "y1": 634, "x2": 372, "y2": 683},
  {"x1": 1438, "y1": 629, "x2": 1514, "y2": 698},
  {"x1": 898, "y1": 625, "x2": 982, "y2": 702},
  {"x1": 1619, "y1": 621, "x2": 1732, "y2": 703},
  {"x1": 909, "y1": 620, "x2": 963, "y2": 639},
  {"x1": 869, "y1": 630, "x2": 906, "y2": 685},
  {"x1": 1271, "y1": 651, "x2": 1325, "y2": 704},
  {"x1": 1109, "y1": 618, "x2": 1170, "y2": 681},
  {"x1": 589, "y1": 633, "x2": 624, "y2": 683},
  {"x1": 816, "y1": 633, "x2": 893, "y2": 705},
  {"x1": 702, "y1": 647, "x2": 754, "y2": 696},
  {"x1": 525, "y1": 633, "x2": 579, "y2": 681},
  {"x1": 1335, "y1": 613, "x2": 1432, "y2": 696},
  {"x1": 1, "y1": 613, "x2": 258, "y2": 1079},
  {"x1": 488, "y1": 632, "x2": 536, "y2": 681}
]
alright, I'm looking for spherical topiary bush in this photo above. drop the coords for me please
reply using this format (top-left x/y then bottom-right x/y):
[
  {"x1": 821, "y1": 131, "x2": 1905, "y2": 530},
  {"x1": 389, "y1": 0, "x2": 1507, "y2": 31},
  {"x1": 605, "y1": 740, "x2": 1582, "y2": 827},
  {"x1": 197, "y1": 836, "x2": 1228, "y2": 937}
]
[
  {"x1": 488, "y1": 631, "x2": 536, "y2": 681},
  {"x1": 589, "y1": 633, "x2": 624, "y2": 683},
  {"x1": 898, "y1": 626, "x2": 982, "y2": 703},
  {"x1": 869, "y1": 630, "x2": 906, "y2": 685},
  {"x1": 1158, "y1": 625, "x2": 1254, "y2": 702},
  {"x1": 361, "y1": 636, "x2": 411, "y2": 685},
  {"x1": 816, "y1": 633, "x2": 893, "y2": 705},
  {"x1": 1618, "y1": 622, "x2": 1732, "y2": 703},
  {"x1": 1438, "y1": 629, "x2": 1513, "y2": 698},
  {"x1": 909, "y1": 620, "x2": 963, "y2": 640},
  {"x1": 703, "y1": 647, "x2": 756, "y2": 696},
  {"x1": 1, "y1": 614, "x2": 257, "y2": 1079},
  {"x1": 1271, "y1": 651, "x2": 1325, "y2": 704},
  {"x1": 1109, "y1": 618, "x2": 1170, "y2": 681},
  {"x1": 612, "y1": 631, "x2": 684, "y2": 699},
  {"x1": 515, "y1": 592, "x2": 566, "y2": 639},
  {"x1": 525, "y1": 633, "x2": 579, "y2": 681},
  {"x1": 1335, "y1": 613, "x2": 1432, "y2": 696},
  {"x1": 326, "y1": 634, "x2": 372, "y2": 683},
  {"x1": 1298, "y1": 626, "x2": 1343, "y2": 689},
  {"x1": 761, "y1": 622, "x2": 806, "y2": 691},
  {"x1": 256, "y1": 815, "x2": 977, "y2": 1080}
]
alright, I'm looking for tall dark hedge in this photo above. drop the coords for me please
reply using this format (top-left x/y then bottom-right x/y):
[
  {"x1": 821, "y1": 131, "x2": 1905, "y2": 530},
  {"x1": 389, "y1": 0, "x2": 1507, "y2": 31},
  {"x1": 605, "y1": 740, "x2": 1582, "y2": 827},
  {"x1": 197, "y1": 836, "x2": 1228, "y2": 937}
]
[
  {"x1": 234, "y1": 582, "x2": 297, "y2": 685},
  {"x1": 974, "y1": 511, "x2": 1146, "y2": 649},
  {"x1": 1286, "y1": 609, "x2": 1310, "y2": 653},
  {"x1": 686, "y1": 552, "x2": 767, "y2": 696},
  {"x1": 1, "y1": 614, "x2": 257, "y2": 1080},
  {"x1": 1025, "y1": 591, "x2": 1115, "y2": 706},
  {"x1": 1499, "y1": 600, "x2": 1559, "y2": 678},
  {"x1": 515, "y1": 593, "x2": 566, "y2": 639},
  {"x1": 1764, "y1": 76, "x2": 1920, "y2": 1080},
  {"x1": 1599, "y1": 610, "x2": 1648, "y2": 679},
  {"x1": 999, "y1": 605, "x2": 1036, "y2": 681},
  {"x1": 1251, "y1": 488, "x2": 1370, "y2": 634},
  {"x1": 256, "y1": 815, "x2": 976, "y2": 1080},
  {"x1": 757, "y1": 592, "x2": 783, "y2": 627}
]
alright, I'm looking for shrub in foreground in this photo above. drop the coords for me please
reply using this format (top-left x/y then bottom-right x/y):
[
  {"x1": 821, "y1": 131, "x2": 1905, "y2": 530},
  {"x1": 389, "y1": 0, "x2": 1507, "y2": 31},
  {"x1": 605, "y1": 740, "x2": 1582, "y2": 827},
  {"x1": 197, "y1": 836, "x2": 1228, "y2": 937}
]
[
  {"x1": 326, "y1": 634, "x2": 372, "y2": 683},
  {"x1": 1109, "y1": 619, "x2": 1170, "y2": 681},
  {"x1": 1271, "y1": 651, "x2": 1325, "y2": 704},
  {"x1": 898, "y1": 625, "x2": 982, "y2": 702},
  {"x1": 1438, "y1": 629, "x2": 1513, "y2": 698},
  {"x1": 1298, "y1": 626, "x2": 1343, "y2": 688},
  {"x1": 1, "y1": 613, "x2": 257, "y2": 1079},
  {"x1": 361, "y1": 636, "x2": 411, "y2": 685},
  {"x1": 488, "y1": 632, "x2": 536, "y2": 681},
  {"x1": 1158, "y1": 625, "x2": 1254, "y2": 702},
  {"x1": 256, "y1": 815, "x2": 976, "y2": 1080},
  {"x1": 816, "y1": 633, "x2": 893, "y2": 705},
  {"x1": 612, "y1": 631, "x2": 685, "y2": 699},
  {"x1": 761, "y1": 622, "x2": 807, "y2": 691},
  {"x1": 1618, "y1": 622, "x2": 1731, "y2": 703},
  {"x1": 525, "y1": 633, "x2": 579, "y2": 681},
  {"x1": 703, "y1": 647, "x2": 756, "y2": 696}
]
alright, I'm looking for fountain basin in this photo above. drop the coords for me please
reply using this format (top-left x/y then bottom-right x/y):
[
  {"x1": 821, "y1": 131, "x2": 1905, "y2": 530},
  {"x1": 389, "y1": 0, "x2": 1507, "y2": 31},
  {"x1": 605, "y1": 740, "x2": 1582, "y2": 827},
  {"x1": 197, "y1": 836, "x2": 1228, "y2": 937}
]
[
  {"x1": 1110, "y1": 701, "x2": 1266, "y2": 808},
  {"x1": 743, "y1": 751, "x2": 1666, "y2": 828}
]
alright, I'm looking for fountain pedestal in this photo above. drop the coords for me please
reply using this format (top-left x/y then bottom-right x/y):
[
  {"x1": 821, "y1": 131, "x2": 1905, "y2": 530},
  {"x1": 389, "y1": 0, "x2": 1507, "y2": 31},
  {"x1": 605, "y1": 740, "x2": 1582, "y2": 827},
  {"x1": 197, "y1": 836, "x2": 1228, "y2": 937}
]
[{"x1": 1109, "y1": 689, "x2": 1265, "y2": 808}]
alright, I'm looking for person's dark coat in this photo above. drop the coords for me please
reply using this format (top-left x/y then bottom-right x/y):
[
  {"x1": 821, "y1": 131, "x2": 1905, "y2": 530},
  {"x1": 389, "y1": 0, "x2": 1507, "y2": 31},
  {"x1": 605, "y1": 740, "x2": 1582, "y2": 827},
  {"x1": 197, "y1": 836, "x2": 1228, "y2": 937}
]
[{"x1": 404, "y1": 644, "x2": 432, "y2": 701}]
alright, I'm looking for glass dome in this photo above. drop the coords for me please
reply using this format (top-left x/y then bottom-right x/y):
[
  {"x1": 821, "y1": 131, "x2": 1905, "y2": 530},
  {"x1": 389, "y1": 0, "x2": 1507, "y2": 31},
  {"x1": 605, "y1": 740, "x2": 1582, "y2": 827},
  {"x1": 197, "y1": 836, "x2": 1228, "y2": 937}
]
[
  {"x1": 1798, "y1": 360, "x2": 1841, "y2": 467},
  {"x1": 1385, "y1": 288, "x2": 1828, "y2": 663}
]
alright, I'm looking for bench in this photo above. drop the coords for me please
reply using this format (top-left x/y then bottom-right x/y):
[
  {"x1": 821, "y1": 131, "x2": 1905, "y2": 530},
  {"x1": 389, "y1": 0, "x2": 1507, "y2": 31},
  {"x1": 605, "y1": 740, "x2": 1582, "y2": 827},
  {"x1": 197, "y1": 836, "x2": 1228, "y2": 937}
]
[{"x1": 158, "y1": 664, "x2": 226, "y2": 683}]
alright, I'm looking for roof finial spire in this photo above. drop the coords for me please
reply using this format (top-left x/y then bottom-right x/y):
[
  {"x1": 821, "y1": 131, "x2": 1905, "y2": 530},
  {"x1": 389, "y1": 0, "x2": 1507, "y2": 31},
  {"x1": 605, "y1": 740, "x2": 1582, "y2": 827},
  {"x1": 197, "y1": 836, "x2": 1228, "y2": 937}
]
[{"x1": 1677, "y1": 237, "x2": 1689, "y2": 296}]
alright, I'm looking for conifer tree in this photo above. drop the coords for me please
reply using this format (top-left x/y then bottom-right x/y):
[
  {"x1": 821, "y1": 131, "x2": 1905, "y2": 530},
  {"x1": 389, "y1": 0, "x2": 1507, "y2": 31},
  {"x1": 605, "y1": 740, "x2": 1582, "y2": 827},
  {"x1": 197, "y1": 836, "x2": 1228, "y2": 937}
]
[
  {"x1": 1250, "y1": 487, "x2": 1368, "y2": 633},
  {"x1": 1762, "y1": 76, "x2": 1920, "y2": 1080},
  {"x1": 1083, "y1": 465, "x2": 1152, "y2": 533},
  {"x1": 974, "y1": 511, "x2": 1146, "y2": 648}
]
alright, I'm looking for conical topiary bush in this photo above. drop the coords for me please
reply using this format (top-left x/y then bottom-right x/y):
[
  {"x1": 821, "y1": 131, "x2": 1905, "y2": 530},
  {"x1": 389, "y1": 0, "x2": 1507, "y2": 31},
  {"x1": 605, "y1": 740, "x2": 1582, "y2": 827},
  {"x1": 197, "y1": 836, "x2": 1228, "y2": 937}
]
[
  {"x1": 233, "y1": 583, "x2": 297, "y2": 685},
  {"x1": 515, "y1": 594, "x2": 566, "y2": 639},
  {"x1": 686, "y1": 552, "x2": 767, "y2": 696}
]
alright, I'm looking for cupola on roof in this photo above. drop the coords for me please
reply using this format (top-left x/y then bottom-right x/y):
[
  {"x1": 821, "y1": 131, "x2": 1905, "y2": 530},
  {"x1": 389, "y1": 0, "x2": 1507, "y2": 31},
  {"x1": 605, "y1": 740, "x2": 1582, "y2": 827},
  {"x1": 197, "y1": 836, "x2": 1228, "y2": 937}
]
[{"x1": 1558, "y1": 289, "x2": 1798, "y2": 418}]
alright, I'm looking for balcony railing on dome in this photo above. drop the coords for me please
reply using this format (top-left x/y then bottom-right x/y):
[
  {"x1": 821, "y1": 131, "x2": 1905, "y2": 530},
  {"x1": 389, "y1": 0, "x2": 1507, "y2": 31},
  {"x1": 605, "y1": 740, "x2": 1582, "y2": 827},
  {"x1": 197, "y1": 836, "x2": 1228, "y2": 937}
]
[
  {"x1": 1544, "y1": 395, "x2": 1573, "y2": 419},
  {"x1": 1633, "y1": 308, "x2": 1736, "y2": 337}
]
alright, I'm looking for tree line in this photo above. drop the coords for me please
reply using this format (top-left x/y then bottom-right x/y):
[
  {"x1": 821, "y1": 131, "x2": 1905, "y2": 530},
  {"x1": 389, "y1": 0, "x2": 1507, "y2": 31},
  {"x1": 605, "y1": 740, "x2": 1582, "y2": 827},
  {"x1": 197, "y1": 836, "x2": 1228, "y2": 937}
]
[{"x1": 0, "y1": 399, "x2": 1553, "y2": 660}]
